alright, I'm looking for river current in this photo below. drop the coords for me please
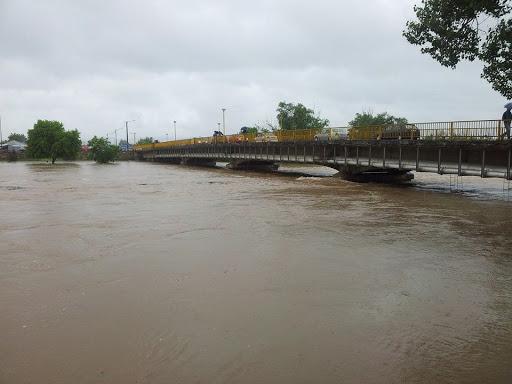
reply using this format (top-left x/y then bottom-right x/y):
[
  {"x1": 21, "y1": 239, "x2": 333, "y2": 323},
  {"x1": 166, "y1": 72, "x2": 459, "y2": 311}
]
[{"x1": 1, "y1": 161, "x2": 511, "y2": 383}]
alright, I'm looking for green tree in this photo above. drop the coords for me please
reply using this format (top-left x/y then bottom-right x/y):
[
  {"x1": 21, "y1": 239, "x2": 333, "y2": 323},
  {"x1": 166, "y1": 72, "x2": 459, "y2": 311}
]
[
  {"x1": 27, "y1": 120, "x2": 81, "y2": 163},
  {"x1": 349, "y1": 112, "x2": 408, "y2": 127},
  {"x1": 240, "y1": 127, "x2": 258, "y2": 134},
  {"x1": 8, "y1": 133, "x2": 27, "y2": 142},
  {"x1": 137, "y1": 137, "x2": 154, "y2": 145},
  {"x1": 276, "y1": 102, "x2": 329, "y2": 130},
  {"x1": 404, "y1": 0, "x2": 512, "y2": 98},
  {"x1": 53, "y1": 130, "x2": 81, "y2": 160},
  {"x1": 88, "y1": 136, "x2": 119, "y2": 163}
]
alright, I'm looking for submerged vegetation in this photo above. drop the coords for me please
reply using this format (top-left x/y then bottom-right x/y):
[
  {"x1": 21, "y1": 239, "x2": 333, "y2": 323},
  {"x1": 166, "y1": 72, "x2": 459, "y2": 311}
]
[
  {"x1": 27, "y1": 120, "x2": 81, "y2": 164},
  {"x1": 88, "y1": 136, "x2": 119, "y2": 163}
]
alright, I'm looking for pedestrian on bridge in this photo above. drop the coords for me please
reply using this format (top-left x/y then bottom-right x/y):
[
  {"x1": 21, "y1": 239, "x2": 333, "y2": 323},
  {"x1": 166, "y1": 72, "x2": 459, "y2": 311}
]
[{"x1": 503, "y1": 104, "x2": 512, "y2": 140}]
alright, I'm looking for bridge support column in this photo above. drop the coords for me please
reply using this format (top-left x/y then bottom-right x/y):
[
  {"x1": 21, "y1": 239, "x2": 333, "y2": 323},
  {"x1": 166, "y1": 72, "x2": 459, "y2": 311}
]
[
  {"x1": 227, "y1": 160, "x2": 278, "y2": 171},
  {"x1": 332, "y1": 164, "x2": 413, "y2": 183},
  {"x1": 154, "y1": 157, "x2": 181, "y2": 164},
  {"x1": 181, "y1": 158, "x2": 217, "y2": 167}
]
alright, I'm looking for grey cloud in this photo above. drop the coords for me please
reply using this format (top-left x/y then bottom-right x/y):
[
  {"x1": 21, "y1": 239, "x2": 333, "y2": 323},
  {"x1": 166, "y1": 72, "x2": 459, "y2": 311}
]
[{"x1": 0, "y1": 0, "x2": 504, "y2": 142}]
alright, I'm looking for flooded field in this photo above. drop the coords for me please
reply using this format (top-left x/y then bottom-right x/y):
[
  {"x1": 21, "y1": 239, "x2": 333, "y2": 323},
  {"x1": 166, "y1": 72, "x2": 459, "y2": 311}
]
[{"x1": 1, "y1": 161, "x2": 512, "y2": 383}]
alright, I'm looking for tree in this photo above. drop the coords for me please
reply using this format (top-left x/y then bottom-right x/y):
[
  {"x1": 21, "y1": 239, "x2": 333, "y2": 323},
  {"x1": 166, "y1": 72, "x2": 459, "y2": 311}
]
[
  {"x1": 254, "y1": 122, "x2": 276, "y2": 133},
  {"x1": 404, "y1": 0, "x2": 512, "y2": 98},
  {"x1": 137, "y1": 137, "x2": 154, "y2": 145},
  {"x1": 349, "y1": 112, "x2": 408, "y2": 127},
  {"x1": 8, "y1": 133, "x2": 27, "y2": 142},
  {"x1": 27, "y1": 120, "x2": 81, "y2": 163},
  {"x1": 240, "y1": 127, "x2": 258, "y2": 134},
  {"x1": 276, "y1": 102, "x2": 329, "y2": 130},
  {"x1": 88, "y1": 136, "x2": 119, "y2": 163}
]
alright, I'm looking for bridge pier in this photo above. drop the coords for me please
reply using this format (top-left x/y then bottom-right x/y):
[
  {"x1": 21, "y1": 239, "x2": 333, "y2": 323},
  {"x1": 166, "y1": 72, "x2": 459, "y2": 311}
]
[
  {"x1": 181, "y1": 158, "x2": 217, "y2": 167},
  {"x1": 154, "y1": 157, "x2": 181, "y2": 164},
  {"x1": 332, "y1": 164, "x2": 414, "y2": 183},
  {"x1": 227, "y1": 160, "x2": 278, "y2": 171}
]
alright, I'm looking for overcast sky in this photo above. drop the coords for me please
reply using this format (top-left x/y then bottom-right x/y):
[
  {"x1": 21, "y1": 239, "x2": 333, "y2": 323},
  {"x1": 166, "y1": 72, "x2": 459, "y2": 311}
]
[{"x1": 0, "y1": 0, "x2": 506, "y2": 142}]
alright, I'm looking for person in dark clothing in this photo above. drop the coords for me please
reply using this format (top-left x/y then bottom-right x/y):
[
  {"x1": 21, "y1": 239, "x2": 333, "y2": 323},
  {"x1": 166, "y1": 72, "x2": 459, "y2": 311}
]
[{"x1": 503, "y1": 108, "x2": 512, "y2": 140}]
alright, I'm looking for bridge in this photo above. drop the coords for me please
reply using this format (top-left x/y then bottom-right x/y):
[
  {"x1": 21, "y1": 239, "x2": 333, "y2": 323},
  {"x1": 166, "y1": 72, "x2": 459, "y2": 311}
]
[{"x1": 134, "y1": 120, "x2": 512, "y2": 182}]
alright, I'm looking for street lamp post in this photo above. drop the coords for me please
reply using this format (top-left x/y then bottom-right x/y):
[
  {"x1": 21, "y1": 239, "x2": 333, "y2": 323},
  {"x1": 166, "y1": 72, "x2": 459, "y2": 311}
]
[
  {"x1": 221, "y1": 108, "x2": 226, "y2": 135},
  {"x1": 173, "y1": 120, "x2": 176, "y2": 141}
]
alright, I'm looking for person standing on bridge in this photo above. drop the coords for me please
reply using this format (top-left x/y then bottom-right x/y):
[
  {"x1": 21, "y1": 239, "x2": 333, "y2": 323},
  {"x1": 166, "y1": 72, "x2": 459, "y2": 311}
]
[{"x1": 503, "y1": 104, "x2": 512, "y2": 140}]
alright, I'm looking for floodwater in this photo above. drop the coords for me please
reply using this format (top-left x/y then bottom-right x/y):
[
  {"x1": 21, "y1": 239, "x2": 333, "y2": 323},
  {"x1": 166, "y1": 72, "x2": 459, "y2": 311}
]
[{"x1": 1, "y1": 161, "x2": 512, "y2": 384}]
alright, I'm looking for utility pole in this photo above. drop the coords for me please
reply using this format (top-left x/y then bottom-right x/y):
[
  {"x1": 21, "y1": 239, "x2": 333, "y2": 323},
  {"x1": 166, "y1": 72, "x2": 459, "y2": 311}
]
[
  {"x1": 132, "y1": 132, "x2": 136, "y2": 145},
  {"x1": 0, "y1": 115, "x2": 3, "y2": 146},
  {"x1": 114, "y1": 129, "x2": 118, "y2": 146},
  {"x1": 221, "y1": 108, "x2": 226, "y2": 135},
  {"x1": 125, "y1": 121, "x2": 129, "y2": 148},
  {"x1": 217, "y1": 122, "x2": 221, "y2": 132},
  {"x1": 125, "y1": 120, "x2": 135, "y2": 150},
  {"x1": 173, "y1": 120, "x2": 176, "y2": 141}
]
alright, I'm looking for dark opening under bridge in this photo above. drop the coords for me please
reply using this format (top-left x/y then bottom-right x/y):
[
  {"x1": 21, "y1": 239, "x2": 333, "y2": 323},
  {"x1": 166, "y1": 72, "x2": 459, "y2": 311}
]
[{"x1": 135, "y1": 120, "x2": 512, "y2": 182}]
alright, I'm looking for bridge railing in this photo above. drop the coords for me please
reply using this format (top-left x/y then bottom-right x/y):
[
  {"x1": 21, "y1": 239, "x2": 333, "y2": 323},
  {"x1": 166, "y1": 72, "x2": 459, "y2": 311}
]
[
  {"x1": 347, "y1": 120, "x2": 506, "y2": 141},
  {"x1": 415, "y1": 120, "x2": 505, "y2": 141}
]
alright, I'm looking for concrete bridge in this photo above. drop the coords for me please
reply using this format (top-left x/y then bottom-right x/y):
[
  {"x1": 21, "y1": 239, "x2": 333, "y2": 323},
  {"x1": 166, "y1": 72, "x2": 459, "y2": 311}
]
[{"x1": 135, "y1": 139, "x2": 512, "y2": 182}]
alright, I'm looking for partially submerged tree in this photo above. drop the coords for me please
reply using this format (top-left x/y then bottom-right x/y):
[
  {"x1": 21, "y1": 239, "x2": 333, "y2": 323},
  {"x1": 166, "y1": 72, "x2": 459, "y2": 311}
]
[
  {"x1": 88, "y1": 136, "x2": 119, "y2": 163},
  {"x1": 404, "y1": 0, "x2": 512, "y2": 98},
  {"x1": 276, "y1": 102, "x2": 329, "y2": 130},
  {"x1": 349, "y1": 112, "x2": 408, "y2": 127},
  {"x1": 27, "y1": 120, "x2": 81, "y2": 163},
  {"x1": 8, "y1": 133, "x2": 27, "y2": 142}
]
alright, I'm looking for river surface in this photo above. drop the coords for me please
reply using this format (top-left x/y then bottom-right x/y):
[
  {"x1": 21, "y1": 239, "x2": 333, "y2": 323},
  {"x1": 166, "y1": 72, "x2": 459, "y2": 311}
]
[{"x1": 1, "y1": 161, "x2": 512, "y2": 384}]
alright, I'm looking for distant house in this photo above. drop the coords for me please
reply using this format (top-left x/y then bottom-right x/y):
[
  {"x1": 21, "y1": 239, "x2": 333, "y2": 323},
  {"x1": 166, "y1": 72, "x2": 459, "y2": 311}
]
[
  {"x1": 119, "y1": 143, "x2": 133, "y2": 152},
  {"x1": 2, "y1": 140, "x2": 27, "y2": 153}
]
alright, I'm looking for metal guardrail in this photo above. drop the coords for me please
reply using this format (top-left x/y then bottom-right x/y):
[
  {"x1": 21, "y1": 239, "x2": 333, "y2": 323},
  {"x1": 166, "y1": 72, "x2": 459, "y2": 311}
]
[
  {"x1": 134, "y1": 120, "x2": 510, "y2": 151},
  {"x1": 415, "y1": 120, "x2": 507, "y2": 141}
]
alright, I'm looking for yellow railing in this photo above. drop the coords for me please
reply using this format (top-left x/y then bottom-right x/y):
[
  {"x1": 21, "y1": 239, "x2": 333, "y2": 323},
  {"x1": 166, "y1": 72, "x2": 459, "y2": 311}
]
[
  {"x1": 347, "y1": 124, "x2": 420, "y2": 140},
  {"x1": 133, "y1": 120, "x2": 508, "y2": 151}
]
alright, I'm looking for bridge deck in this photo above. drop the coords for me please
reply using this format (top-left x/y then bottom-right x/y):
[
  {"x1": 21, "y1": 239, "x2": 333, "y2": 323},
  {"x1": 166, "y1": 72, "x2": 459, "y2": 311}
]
[{"x1": 138, "y1": 140, "x2": 512, "y2": 180}]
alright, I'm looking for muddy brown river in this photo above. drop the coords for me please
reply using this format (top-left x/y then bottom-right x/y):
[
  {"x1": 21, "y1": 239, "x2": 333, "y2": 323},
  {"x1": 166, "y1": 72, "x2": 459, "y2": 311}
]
[{"x1": 1, "y1": 161, "x2": 512, "y2": 383}]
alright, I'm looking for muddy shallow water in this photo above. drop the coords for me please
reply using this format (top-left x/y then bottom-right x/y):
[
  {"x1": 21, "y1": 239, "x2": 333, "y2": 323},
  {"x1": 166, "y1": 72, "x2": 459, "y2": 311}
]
[{"x1": 1, "y1": 161, "x2": 512, "y2": 383}]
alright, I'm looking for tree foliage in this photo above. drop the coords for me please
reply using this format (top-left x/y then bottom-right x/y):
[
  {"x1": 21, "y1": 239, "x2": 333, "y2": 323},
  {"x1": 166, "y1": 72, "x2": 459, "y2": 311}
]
[
  {"x1": 8, "y1": 133, "x2": 27, "y2": 142},
  {"x1": 239, "y1": 127, "x2": 259, "y2": 135},
  {"x1": 404, "y1": 0, "x2": 512, "y2": 98},
  {"x1": 27, "y1": 120, "x2": 81, "y2": 163},
  {"x1": 349, "y1": 112, "x2": 408, "y2": 127},
  {"x1": 253, "y1": 122, "x2": 275, "y2": 133},
  {"x1": 137, "y1": 137, "x2": 154, "y2": 145},
  {"x1": 88, "y1": 136, "x2": 119, "y2": 163},
  {"x1": 276, "y1": 102, "x2": 329, "y2": 130}
]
